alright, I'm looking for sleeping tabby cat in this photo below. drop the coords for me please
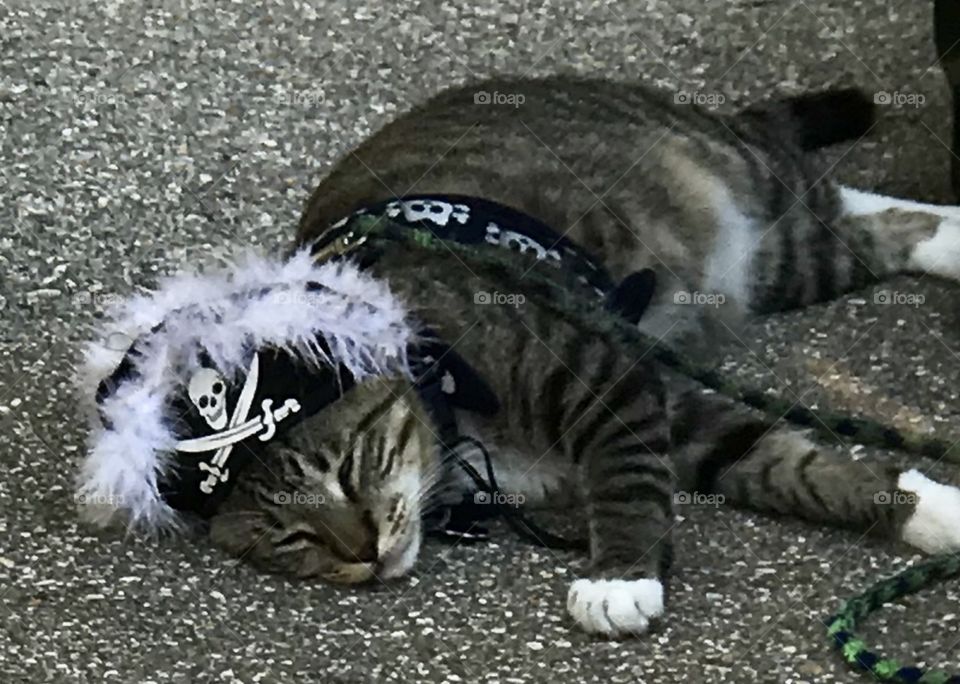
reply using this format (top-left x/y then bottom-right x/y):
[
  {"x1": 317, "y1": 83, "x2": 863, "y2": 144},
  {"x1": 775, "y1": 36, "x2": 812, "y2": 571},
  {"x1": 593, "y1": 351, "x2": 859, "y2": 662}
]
[{"x1": 211, "y1": 77, "x2": 960, "y2": 637}]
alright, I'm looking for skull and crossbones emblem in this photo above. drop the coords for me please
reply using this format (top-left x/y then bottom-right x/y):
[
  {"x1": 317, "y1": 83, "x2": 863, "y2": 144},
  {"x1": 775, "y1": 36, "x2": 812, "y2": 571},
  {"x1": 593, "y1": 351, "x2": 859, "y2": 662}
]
[
  {"x1": 187, "y1": 368, "x2": 228, "y2": 430},
  {"x1": 179, "y1": 354, "x2": 301, "y2": 494}
]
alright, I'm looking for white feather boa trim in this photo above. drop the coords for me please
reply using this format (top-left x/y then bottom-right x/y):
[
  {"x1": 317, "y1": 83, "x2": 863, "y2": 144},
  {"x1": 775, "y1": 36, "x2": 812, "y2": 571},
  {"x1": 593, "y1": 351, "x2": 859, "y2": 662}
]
[{"x1": 76, "y1": 249, "x2": 415, "y2": 532}]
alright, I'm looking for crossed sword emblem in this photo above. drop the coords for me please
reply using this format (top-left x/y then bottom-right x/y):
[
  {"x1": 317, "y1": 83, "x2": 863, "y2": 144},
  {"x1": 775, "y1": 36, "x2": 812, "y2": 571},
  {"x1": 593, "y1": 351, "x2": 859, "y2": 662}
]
[{"x1": 176, "y1": 353, "x2": 302, "y2": 494}]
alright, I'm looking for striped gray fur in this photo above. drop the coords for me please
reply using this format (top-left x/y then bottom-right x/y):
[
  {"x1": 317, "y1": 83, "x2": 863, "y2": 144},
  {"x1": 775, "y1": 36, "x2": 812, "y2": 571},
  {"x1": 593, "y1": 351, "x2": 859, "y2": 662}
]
[
  {"x1": 211, "y1": 243, "x2": 939, "y2": 637},
  {"x1": 212, "y1": 76, "x2": 960, "y2": 637},
  {"x1": 297, "y1": 77, "x2": 958, "y2": 352}
]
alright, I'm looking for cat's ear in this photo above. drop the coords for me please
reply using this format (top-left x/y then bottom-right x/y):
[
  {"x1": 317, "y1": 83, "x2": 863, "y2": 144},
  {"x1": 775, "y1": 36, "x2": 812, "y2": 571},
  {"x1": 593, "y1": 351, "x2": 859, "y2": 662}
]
[
  {"x1": 415, "y1": 338, "x2": 500, "y2": 416},
  {"x1": 605, "y1": 268, "x2": 657, "y2": 324}
]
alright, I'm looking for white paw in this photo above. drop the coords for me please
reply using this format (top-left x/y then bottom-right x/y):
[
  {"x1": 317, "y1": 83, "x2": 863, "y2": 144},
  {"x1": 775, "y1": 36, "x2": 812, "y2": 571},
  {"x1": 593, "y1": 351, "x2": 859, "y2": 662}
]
[
  {"x1": 898, "y1": 469, "x2": 960, "y2": 554},
  {"x1": 910, "y1": 218, "x2": 960, "y2": 280},
  {"x1": 566, "y1": 578, "x2": 664, "y2": 637}
]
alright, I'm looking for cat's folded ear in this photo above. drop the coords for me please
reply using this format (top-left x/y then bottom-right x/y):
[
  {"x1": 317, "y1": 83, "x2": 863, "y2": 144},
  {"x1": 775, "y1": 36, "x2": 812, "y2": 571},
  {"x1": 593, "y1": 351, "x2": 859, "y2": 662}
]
[
  {"x1": 415, "y1": 338, "x2": 501, "y2": 416},
  {"x1": 605, "y1": 268, "x2": 657, "y2": 325}
]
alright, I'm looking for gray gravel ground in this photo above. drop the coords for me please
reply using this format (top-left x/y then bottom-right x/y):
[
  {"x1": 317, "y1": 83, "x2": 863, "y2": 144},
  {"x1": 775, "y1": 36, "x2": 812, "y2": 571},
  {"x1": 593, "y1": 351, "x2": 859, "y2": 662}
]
[{"x1": 3, "y1": 0, "x2": 960, "y2": 682}]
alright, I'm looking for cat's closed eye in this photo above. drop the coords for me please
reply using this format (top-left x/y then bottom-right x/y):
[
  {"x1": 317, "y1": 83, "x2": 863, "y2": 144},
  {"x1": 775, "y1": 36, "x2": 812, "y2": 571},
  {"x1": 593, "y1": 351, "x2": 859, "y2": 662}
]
[{"x1": 210, "y1": 381, "x2": 436, "y2": 584}]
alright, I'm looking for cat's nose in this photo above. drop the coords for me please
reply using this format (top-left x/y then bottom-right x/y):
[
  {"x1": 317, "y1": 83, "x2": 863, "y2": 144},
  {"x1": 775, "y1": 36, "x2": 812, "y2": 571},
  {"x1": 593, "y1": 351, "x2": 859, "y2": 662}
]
[
  {"x1": 327, "y1": 521, "x2": 377, "y2": 563},
  {"x1": 351, "y1": 533, "x2": 378, "y2": 563},
  {"x1": 307, "y1": 507, "x2": 378, "y2": 563}
]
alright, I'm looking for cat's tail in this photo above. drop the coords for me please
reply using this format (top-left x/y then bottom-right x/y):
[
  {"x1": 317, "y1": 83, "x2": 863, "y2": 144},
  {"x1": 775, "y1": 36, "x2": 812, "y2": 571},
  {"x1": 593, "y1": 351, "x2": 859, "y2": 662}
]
[{"x1": 740, "y1": 88, "x2": 876, "y2": 151}]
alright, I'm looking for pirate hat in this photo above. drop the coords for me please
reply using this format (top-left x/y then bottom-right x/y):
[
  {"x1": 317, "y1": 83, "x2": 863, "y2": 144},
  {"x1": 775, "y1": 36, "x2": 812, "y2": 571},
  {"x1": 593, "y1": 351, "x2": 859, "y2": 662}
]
[{"x1": 76, "y1": 249, "x2": 416, "y2": 532}]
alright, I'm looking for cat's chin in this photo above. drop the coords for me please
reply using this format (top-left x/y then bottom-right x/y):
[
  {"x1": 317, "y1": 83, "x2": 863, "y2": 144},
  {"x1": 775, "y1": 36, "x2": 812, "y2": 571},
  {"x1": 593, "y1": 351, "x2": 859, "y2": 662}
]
[{"x1": 377, "y1": 528, "x2": 422, "y2": 580}]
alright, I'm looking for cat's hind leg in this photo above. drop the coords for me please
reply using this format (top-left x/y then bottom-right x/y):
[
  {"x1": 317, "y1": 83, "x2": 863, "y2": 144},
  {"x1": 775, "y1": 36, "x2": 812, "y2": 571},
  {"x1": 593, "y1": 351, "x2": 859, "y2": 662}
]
[{"x1": 671, "y1": 388, "x2": 960, "y2": 554}]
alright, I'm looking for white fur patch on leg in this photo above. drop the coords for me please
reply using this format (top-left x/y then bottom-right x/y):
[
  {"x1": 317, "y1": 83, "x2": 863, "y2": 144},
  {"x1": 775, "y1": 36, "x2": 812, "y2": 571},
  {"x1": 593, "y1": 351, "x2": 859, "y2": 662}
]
[
  {"x1": 898, "y1": 469, "x2": 960, "y2": 554},
  {"x1": 840, "y1": 186, "x2": 960, "y2": 222},
  {"x1": 909, "y1": 218, "x2": 960, "y2": 280},
  {"x1": 566, "y1": 578, "x2": 664, "y2": 637},
  {"x1": 839, "y1": 186, "x2": 960, "y2": 280}
]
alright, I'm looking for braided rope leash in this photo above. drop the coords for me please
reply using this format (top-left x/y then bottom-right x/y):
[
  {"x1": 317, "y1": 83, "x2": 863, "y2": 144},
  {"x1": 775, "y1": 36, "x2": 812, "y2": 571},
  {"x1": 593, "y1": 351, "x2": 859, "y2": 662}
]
[{"x1": 827, "y1": 552, "x2": 960, "y2": 683}]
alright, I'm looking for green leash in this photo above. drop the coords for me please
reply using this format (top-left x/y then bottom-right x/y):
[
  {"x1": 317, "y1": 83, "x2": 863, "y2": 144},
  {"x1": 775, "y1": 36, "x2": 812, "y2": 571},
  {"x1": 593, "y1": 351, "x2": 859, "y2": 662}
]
[{"x1": 827, "y1": 553, "x2": 960, "y2": 683}]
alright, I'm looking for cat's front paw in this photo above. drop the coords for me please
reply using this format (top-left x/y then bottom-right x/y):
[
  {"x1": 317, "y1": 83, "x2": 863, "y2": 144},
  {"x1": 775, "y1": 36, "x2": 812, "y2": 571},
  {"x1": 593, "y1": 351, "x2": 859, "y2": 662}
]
[{"x1": 566, "y1": 578, "x2": 664, "y2": 637}]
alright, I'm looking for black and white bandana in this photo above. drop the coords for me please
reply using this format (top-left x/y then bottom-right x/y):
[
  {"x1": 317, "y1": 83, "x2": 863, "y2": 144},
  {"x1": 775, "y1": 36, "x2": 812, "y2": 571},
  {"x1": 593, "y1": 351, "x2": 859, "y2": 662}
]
[{"x1": 96, "y1": 339, "x2": 356, "y2": 518}]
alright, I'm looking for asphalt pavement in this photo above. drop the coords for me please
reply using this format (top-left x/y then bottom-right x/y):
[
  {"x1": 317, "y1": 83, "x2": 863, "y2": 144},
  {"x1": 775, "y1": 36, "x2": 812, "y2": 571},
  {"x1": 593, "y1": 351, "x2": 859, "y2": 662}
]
[{"x1": 3, "y1": 0, "x2": 960, "y2": 682}]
